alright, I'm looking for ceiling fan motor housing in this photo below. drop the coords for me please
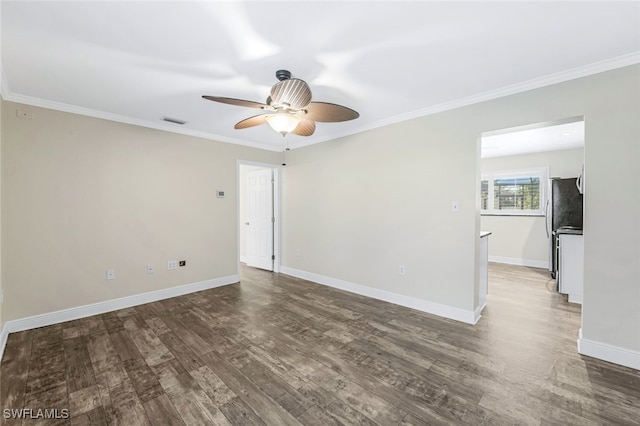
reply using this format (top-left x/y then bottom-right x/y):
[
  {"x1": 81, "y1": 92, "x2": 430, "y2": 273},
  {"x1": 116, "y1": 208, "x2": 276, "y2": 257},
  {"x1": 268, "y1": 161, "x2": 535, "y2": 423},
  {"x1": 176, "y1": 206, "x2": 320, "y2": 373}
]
[
  {"x1": 276, "y1": 69, "x2": 292, "y2": 81},
  {"x1": 202, "y1": 69, "x2": 359, "y2": 137}
]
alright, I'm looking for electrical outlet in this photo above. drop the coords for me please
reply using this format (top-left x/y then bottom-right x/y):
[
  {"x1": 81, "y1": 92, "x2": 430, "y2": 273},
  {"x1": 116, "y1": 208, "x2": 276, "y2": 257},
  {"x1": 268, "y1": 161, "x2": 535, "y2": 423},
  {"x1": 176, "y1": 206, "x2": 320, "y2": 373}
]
[
  {"x1": 168, "y1": 260, "x2": 177, "y2": 270},
  {"x1": 106, "y1": 269, "x2": 115, "y2": 280},
  {"x1": 147, "y1": 264, "x2": 154, "y2": 274},
  {"x1": 179, "y1": 260, "x2": 186, "y2": 267},
  {"x1": 399, "y1": 265, "x2": 406, "y2": 275}
]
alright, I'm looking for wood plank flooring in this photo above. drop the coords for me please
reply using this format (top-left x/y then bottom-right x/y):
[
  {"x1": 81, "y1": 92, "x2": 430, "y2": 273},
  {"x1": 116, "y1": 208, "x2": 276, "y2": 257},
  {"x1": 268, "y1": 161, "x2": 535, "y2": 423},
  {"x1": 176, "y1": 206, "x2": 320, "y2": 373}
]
[{"x1": 2, "y1": 263, "x2": 639, "y2": 425}]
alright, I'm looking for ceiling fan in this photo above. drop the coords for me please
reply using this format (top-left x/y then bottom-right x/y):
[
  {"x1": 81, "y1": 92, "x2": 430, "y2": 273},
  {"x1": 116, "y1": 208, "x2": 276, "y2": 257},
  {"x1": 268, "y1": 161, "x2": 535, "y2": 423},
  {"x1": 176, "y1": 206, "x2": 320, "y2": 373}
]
[{"x1": 202, "y1": 70, "x2": 359, "y2": 137}]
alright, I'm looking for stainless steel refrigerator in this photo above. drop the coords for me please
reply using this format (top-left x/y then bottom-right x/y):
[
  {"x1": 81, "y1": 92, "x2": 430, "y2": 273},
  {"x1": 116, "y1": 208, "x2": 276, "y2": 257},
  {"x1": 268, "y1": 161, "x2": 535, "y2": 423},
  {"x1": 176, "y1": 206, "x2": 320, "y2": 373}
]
[{"x1": 546, "y1": 177, "x2": 583, "y2": 280}]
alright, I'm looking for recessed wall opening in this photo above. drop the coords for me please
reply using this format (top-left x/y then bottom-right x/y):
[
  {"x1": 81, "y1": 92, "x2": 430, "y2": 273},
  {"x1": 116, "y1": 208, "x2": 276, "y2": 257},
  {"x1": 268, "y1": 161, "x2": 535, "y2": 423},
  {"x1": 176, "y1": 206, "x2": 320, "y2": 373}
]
[{"x1": 479, "y1": 116, "x2": 585, "y2": 308}]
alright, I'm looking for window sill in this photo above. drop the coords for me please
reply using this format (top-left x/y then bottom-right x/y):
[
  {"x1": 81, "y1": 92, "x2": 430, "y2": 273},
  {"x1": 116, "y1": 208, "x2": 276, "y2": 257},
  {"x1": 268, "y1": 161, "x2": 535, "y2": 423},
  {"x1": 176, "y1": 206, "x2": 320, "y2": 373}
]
[{"x1": 481, "y1": 213, "x2": 545, "y2": 217}]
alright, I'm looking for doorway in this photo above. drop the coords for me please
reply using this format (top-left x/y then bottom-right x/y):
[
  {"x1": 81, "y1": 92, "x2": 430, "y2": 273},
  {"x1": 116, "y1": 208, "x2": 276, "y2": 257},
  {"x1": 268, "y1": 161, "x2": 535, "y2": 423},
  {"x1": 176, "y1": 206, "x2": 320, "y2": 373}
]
[
  {"x1": 238, "y1": 161, "x2": 281, "y2": 273},
  {"x1": 480, "y1": 117, "x2": 584, "y2": 270},
  {"x1": 479, "y1": 116, "x2": 585, "y2": 306}
]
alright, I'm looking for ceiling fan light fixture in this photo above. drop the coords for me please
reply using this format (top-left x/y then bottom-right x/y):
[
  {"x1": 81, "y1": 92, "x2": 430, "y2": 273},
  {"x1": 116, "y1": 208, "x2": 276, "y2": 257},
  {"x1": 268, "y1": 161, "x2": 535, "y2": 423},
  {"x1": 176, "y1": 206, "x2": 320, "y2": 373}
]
[
  {"x1": 265, "y1": 113, "x2": 300, "y2": 136},
  {"x1": 202, "y1": 69, "x2": 359, "y2": 137}
]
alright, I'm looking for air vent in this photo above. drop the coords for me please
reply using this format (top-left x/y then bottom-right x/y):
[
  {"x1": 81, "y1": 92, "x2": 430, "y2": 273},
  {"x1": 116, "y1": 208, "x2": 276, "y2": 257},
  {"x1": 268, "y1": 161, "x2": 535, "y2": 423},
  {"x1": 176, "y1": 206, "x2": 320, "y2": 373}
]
[{"x1": 162, "y1": 117, "x2": 187, "y2": 125}]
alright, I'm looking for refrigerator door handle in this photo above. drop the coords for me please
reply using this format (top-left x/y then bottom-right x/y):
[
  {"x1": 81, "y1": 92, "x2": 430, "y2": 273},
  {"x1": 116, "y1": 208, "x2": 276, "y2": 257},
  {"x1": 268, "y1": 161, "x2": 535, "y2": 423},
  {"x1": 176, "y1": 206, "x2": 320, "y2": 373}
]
[
  {"x1": 545, "y1": 200, "x2": 550, "y2": 238},
  {"x1": 576, "y1": 174, "x2": 581, "y2": 193},
  {"x1": 576, "y1": 164, "x2": 585, "y2": 194}
]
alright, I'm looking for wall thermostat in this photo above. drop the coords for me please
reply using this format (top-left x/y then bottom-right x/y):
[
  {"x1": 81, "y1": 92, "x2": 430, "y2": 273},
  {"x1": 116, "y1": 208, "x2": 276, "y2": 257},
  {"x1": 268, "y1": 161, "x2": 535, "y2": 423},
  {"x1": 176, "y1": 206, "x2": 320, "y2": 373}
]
[{"x1": 216, "y1": 190, "x2": 225, "y2": 198}]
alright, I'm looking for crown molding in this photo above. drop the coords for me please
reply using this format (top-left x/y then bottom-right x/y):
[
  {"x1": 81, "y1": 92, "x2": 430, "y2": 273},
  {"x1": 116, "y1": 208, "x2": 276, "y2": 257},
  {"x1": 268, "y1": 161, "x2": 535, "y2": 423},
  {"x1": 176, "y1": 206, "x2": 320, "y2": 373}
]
[
  {"x1": 0, "y1": 64, "x2": 11, "y2": 101},
  {"x1": 294, "y1": 52, "x2": 640, "y2": 149},
  {"x1": 0, "y1": 90, "x2": 283, "y2": 152},
  {"x1": 2, "y1": 52, "x2": 639, "y2": 151},
  {"x1": 356, "y1": 52, "x2": 640, "y2": 136}
]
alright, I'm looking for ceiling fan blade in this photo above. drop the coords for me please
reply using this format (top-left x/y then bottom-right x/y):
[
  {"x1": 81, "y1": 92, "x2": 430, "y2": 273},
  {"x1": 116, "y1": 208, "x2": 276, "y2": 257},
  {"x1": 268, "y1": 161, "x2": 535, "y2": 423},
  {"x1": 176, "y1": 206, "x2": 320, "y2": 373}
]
[
  {"x1": 270, "y1": 79, "x2": 312, "y2": 110},
  {"x1": 291, "y1": 119, "x2": 315, "y2": 136},
  {"x1": 304, "y1": 102, "x2": 359, "y2": 122},
  {"x1": 234, "y1": 114, "x2": 269, "y2": 129},
  {"x1": 202, "y1": 96, "x2": 269, "y2": 109}
]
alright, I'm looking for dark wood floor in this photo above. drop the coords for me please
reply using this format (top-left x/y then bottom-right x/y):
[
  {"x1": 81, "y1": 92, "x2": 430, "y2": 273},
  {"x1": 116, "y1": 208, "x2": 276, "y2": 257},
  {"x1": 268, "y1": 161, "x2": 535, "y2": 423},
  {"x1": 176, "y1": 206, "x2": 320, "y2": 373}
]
[{"x1": 1, "y1": 263, "x2": 639, "y2": 425}]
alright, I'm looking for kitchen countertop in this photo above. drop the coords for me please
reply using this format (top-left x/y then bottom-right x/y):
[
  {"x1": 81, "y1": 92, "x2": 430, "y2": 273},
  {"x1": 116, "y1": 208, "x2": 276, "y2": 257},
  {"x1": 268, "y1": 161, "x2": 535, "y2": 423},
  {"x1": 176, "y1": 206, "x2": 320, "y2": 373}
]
[{"x1": 556, "y1": 227, "x2": 583, "y2": 235}]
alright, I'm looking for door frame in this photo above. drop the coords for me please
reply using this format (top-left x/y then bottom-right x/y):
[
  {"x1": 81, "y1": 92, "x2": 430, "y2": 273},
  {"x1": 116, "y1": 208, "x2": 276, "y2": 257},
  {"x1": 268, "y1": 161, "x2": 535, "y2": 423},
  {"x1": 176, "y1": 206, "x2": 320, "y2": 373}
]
[
  {"x1": 477, "y1": 115, "x2": 585, "y2": 313},
  {"x1": 237, "y1": 160, "x2": 281, "y2": 273}
]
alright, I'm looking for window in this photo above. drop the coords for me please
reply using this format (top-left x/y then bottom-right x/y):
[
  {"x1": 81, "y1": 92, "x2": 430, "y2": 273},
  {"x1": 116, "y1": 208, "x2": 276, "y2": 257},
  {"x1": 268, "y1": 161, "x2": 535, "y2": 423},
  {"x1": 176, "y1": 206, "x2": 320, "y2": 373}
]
[
  {"x1": 481, "y1": 168, "x2": 547, "y2": 215},
  {"x1": 480, "y1": 180, "x2": 489, "y2": 210}
]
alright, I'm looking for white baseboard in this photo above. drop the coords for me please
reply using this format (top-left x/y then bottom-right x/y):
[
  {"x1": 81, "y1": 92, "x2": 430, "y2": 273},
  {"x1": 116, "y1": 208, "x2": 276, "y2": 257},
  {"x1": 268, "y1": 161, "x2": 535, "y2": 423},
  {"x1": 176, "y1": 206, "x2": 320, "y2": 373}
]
[
  {"x1": 280, "y1": 266, "x2": 478, "y2": 325},
  {"x1": 567, "y1": 293, "x2": 583, "y2": 305},
  {"x1": 474, "y1": 303, "x2": 486, "y2": 324},
  {"x1": 578, "y1": 328, "x2": 640, "y2": 371},
  {"x1": 489, "y1": 256, "x2": 548, "y2": 269},
  {"x1": 0, "y1": 275, "x2": 239, "y2": 362},
  {"x1": 0, "y1": 322, "x2": 8, "y2": 365}
]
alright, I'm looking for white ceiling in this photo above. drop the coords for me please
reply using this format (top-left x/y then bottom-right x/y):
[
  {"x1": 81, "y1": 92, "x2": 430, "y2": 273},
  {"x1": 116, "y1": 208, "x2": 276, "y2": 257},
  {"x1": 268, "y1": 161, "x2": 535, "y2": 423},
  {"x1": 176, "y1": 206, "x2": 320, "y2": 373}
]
[
  {"x1": 1, "y1": 1, "x2": 639, "y2": 152},
  {"x1": 481, "y1": 120, "x2": 585, "y2": 158}
]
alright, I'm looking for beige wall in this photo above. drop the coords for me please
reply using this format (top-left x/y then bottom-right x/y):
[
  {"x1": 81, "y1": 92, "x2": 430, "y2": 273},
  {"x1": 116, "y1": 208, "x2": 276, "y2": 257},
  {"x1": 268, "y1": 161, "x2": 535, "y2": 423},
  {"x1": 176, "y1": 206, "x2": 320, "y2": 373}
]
[
  {"x1": 283, "y1": 64, "x2": 640, "y2": 354},
  {"x1": 284, "y1": 115, "x2": 479, "y2": 312},
  {"x1": 481, "y1": 148, "x2": 584, "y2": 266},
  {"x1": 1, "y1": 101, "x2": 280, "y2": 321},
  {"x1": 1, "y1": 65, "x2": 638, "y2": 360},
  {"x1": 581, "y1": 67, "x2": 639, "y2": 353},
  {"x1": 0, "y1": 97, "x2": 3, "y2": 330}
]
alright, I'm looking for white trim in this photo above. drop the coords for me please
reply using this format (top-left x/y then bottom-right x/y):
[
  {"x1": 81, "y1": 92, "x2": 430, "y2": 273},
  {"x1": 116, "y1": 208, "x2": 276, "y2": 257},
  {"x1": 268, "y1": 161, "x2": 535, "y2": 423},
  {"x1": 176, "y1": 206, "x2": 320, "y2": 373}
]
[
  {"x1": 0, "y1": 66, "x2": 11, "y2": 102},
  {"x1": 0, "y1": 91, "x2": 281, "y2": 152},
  {"x1": 290, "y1": 52, "x2": 640, "y2": 149},
  {"x1": 0, "y1": 275, "x2": 238, "y2": 359},
  {"x1": 481, "y1": 116, "x2": 585, "y2": 139},
  {"x1": 578, "y1": 329, "x2": 640, "y2": 371},
  {"x1": 481, "y1": 167, "x2": 549, "y2": 217},
  {"x1": 237, "y1": 160, "x2": 281, "y2": 274},
  {"x1": 474, "y1": 303, "x2": 486, "y2": 325},
  {"x1": 0, "y1": 323, "x2": 9, "y2": 365},
  {"x1": 567, "y1": 293, "x2": 583, "y2": 305},
  {"x1": 489, "y1": 256, "x2": 548, "y2": 269},
  {"x1": 280, "y1": 266, "x2": 478, "y2": 325},
  {"x1": 3, "y1": 54, "x2": 639, "y2": 152}
]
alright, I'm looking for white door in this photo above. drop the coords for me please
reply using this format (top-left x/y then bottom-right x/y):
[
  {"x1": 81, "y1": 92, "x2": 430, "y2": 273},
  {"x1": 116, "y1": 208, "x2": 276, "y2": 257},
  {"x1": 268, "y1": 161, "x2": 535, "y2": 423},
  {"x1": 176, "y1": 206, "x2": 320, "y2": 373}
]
[{"x1": 246, "y1": 169, "x2": 274, "y2": 270}]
